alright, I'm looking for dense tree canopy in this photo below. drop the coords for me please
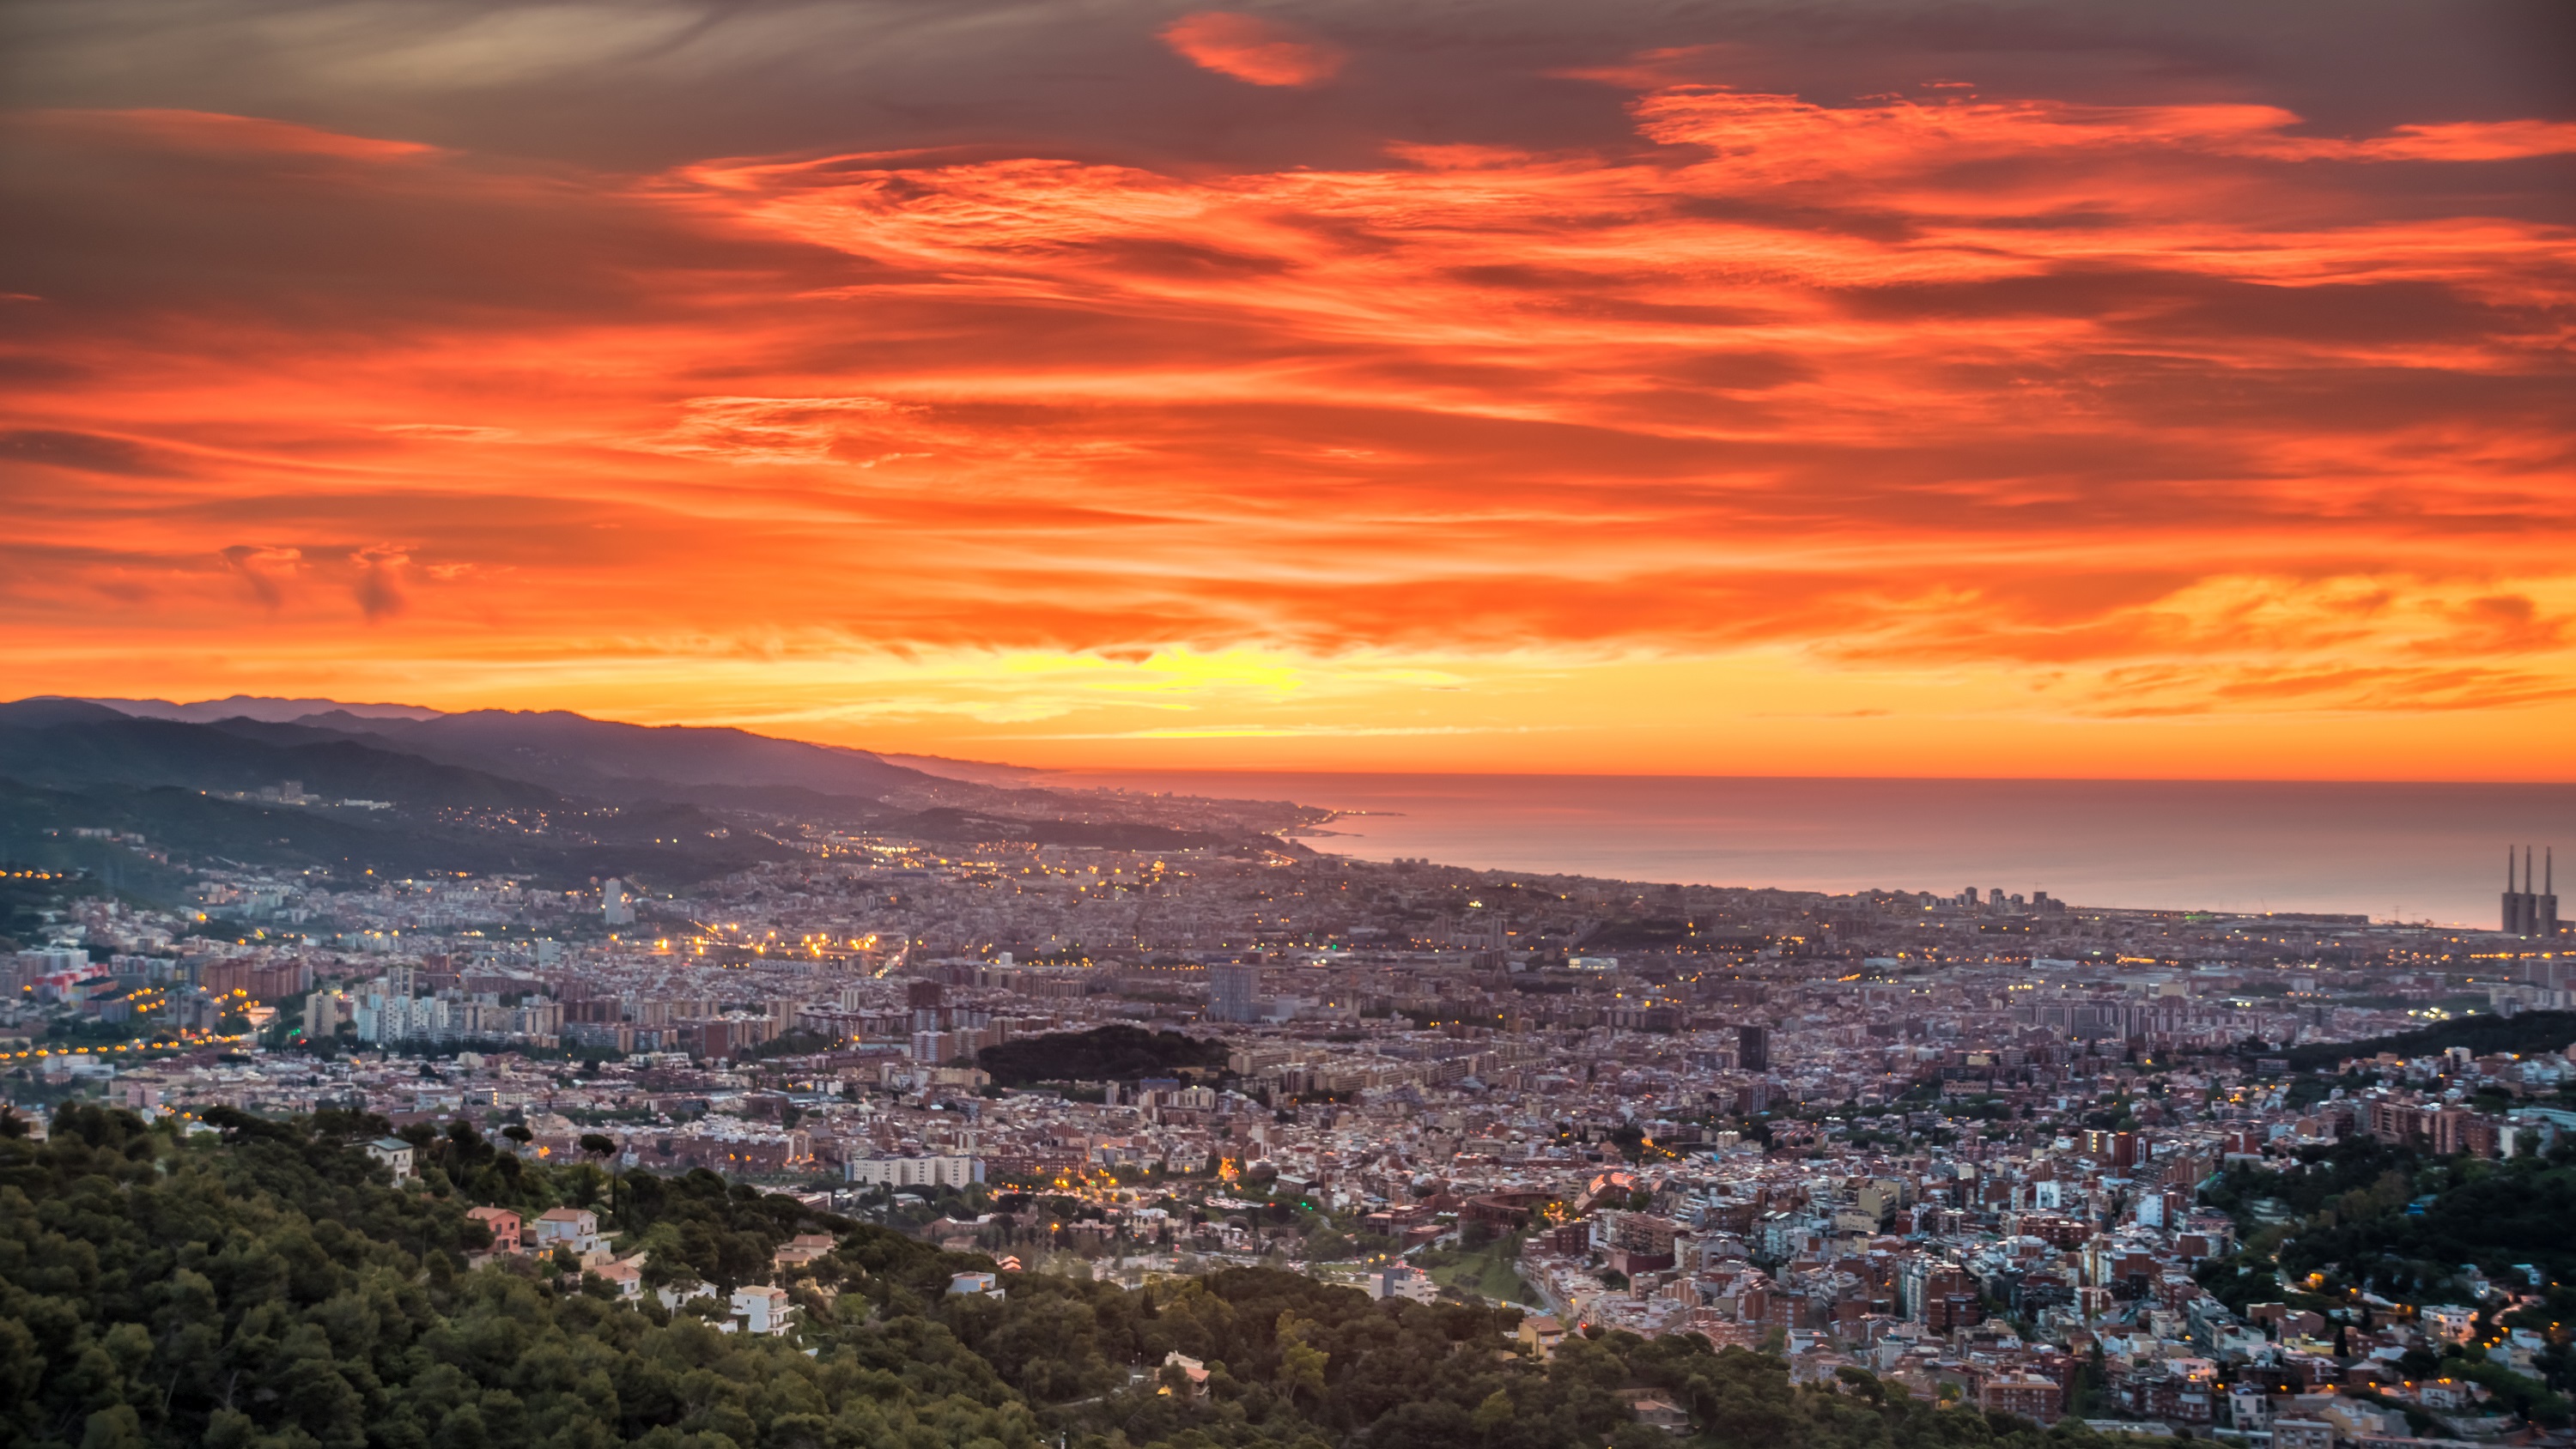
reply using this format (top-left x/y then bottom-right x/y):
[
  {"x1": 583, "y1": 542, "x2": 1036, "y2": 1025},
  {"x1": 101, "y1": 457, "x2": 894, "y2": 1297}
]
[
  {"x1": 2192, "y1": 1137, "x2": 2576, "y2": 1421},
  {"x1": 2276, "y1": 1011, "x2": 2576, "y2": 1071},
  {"x1": 2202, "y1": 1137, "x2": 2576, "y2": 1296},
  {"x1": 976, "y1": 1027, "x2": 1228, "y2": 1088}
]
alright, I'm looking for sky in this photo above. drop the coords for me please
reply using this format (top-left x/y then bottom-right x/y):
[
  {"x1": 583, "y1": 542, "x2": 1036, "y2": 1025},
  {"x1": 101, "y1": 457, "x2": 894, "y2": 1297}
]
[{"x1": 3, "y1": 0, "x2": 2573, "y2": 778}]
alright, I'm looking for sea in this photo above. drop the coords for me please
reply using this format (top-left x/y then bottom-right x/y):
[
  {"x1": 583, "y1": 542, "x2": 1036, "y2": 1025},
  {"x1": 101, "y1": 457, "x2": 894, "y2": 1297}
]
[{"x1": 1030, "y1": 772, "x2": 2576, "y2": 927}]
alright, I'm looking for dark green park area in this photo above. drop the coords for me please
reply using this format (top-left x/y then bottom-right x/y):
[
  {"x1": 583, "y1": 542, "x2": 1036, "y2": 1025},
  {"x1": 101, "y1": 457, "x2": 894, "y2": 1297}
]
[{"x1": 978, "y1": 1024, "x2": 1230, "y2": 1087}]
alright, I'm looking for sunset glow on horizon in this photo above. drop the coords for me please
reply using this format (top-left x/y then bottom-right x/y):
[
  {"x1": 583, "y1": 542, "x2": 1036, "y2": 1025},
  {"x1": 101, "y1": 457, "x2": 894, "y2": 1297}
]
[{"x1": 5, "y1": 3, "x2": 2573, "y2": 779}]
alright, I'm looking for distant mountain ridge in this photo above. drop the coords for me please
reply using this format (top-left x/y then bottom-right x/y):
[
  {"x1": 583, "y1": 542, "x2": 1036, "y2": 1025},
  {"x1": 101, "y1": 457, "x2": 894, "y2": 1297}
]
[
  {"x1": 293, "y1": 709, "x2": 937, "y2": 801},
  {"x1": 0, "y1": 695, "x2": 1295, "y2": 892},
  {"x1": 80, "y1": 694, "x2": 445, "y2": 723},
  {"x1": 12, "y1": 695, "x2": 946, "y2": 803}
]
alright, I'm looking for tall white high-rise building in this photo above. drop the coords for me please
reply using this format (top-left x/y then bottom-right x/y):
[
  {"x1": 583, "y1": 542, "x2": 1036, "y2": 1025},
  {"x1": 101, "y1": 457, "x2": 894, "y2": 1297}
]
[
  {"x1": 603, "y1": 877, "x2": 635, "y2": 927},
  {"x1": 353, "y1": 967, "x2": 421, "y2": 1043}
]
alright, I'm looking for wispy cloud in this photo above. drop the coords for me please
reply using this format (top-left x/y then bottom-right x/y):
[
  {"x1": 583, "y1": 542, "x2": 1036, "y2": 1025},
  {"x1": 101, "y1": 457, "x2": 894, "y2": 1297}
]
[{"x1": 1159, "y1": 12, "x2": 1347, "y2": 88}]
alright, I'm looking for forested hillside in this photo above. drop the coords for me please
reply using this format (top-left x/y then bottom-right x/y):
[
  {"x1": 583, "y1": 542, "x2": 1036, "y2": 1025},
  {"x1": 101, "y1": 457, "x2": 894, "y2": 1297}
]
[
  {"x1": 2192, "y1": 1137, "x2": 2576, "y2": 1423},
  {"x1": 2275, "y1": 1010, "x2": 2576, "y2": 1071},
  {"x1": 2, "y1": 1106, "x2": 2129, "y2": 1449},
  {"x1": 2200, "y1": 1137, "x2": 2576, "y2": 1295}
]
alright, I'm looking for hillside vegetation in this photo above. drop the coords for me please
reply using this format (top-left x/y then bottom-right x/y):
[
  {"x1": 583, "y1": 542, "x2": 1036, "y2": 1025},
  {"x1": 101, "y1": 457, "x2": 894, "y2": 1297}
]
[
  {"x1": 0, "y1": 1106, "x2": 2137, "y2": 1449},
  {"x1": 2278, "y1": 1010, "x2": 2576, "y2": 1071}
]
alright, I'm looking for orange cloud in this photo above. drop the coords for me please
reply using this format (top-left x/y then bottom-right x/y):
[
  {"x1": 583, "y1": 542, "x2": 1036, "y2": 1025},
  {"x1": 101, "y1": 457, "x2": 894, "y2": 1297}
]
[
  {"x1": 3, "y1": 70, "x2": 2573, "y2": 776},
  {"x1": 1159, "y1": 12, "x2": 1347, "y2": 87}
]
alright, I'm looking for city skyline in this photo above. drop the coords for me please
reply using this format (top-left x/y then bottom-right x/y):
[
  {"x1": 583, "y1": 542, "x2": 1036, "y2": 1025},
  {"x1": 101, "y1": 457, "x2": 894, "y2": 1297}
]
[
  {"x1": 4, "y1": 1, "x2": 2573, "y2": 779},
  {"x1": 9, "y1": 8, "x2": 2576, "y2": 1433}
]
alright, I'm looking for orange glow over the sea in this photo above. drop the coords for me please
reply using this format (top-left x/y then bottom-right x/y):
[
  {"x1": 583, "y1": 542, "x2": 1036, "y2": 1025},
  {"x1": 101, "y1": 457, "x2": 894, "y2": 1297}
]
[{"x1": 4, "y1": 23, "x2": 2573, "y2": 778}]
